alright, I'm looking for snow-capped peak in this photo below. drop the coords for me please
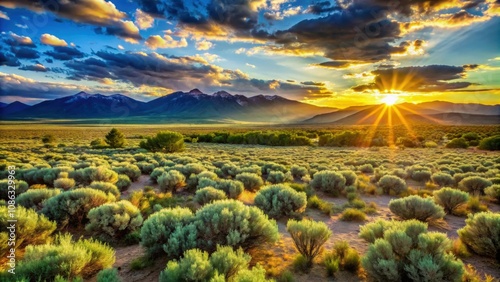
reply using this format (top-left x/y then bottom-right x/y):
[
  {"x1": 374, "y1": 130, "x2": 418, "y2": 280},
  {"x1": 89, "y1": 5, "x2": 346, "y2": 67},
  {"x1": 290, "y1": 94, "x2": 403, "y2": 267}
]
[
  {"x1": 264, "y1": 95, "x2": 280, "y2": 101},
  {"x1": 212, "y1": 91, "x2": 233, "y2": 98}
]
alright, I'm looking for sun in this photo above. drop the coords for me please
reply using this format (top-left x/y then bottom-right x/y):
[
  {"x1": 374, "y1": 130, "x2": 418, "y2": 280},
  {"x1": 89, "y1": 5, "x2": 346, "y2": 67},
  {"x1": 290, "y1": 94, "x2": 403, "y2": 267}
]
[{"x1": 381, "y1": 95, "x2": 399, "y2": 106}]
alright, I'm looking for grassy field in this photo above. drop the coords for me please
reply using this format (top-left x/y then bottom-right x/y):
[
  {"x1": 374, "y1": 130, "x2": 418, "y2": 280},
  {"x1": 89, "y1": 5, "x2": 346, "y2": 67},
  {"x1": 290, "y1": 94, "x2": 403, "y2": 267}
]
[{"x1": 0, "y1": 124, "x2": 499, "y2": 282}]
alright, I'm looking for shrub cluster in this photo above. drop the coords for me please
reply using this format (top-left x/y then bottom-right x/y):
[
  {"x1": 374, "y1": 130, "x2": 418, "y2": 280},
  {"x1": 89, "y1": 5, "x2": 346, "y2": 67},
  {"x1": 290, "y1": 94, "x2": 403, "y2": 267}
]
[
  {"x1": 194, "y1": 187, "x2": 227, "y2": 205},
  {"x1": 158, "y1": 170, "x2": 186, "y2": 192},
  {"x1": 42, "y1": 188, "x2": 115, "y2": 227},
  {"x1": 10, "y1": 234, "x2": 115, "y2": 281},
  {"x1": 0, "y1": 206, "x2": 56, "y2": 256},
  {"x1": 86, "y1": 200, "x2": 143, "y2": 239},
  {"x1": 159, "y1": 246, "x2": 271, "y2": 282},
  {"x1": 377, "y1": 175, "x2": 407, "y2": 195},
  {"x1": 310, "y1": 170, "x2": 346, "y2": 196},
  {"x1": 458, "y1": 212, "x2": 500, "y2": 261},
  {"x1": 0, "y1": 179, "x2": 29, "y2": 200},
  {"x1": 16, "y1": 188, "x2": 61, "y2": 210},
  {"x1": 141, "y1": 200, "x2": 278, "y2": 258},
  {"x1": 458, "y1": 176, "x2": 492, "y2": 195},
  {"x1": 254, "y1": 184, "x2": 307, "y2": 218},
  {"x1": 359, "y1": 219, "x2": 464, "y2": 282},
  {"x1": 433, "y1": 188, "x2": 469, "y2": 214},
  {"x1": 287, "y1": 219, "x2": 332, "y2": 266},
  {"x1": 192, "y1": 130, "x2": 312, "y2": 146},
  {"x1": 235, "y1": 172, "x2": 264, "y2": 191},
  {"x1": 323, "y1": 241, "x2": 360, "y2": 276},
  {"x1": 389, "y1": 195, "x2": 445, "y2": 222},
  {"x1": 139, "y1": 131, "x2": 185, "y2": 153}
]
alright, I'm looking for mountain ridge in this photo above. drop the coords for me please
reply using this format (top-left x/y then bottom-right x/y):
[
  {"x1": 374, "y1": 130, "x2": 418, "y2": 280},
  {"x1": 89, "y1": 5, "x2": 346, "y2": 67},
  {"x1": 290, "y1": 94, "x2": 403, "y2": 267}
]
[{"x1": 2, "y1": 91, "x2": 499, "y2": 125}]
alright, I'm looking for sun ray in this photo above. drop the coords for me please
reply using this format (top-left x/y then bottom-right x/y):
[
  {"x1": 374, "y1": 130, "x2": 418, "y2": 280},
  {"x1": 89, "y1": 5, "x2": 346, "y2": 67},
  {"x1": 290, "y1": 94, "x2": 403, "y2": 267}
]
[
  {"x1": 363, "y1": 105, "x2": 388, "y2": 147},
  {"x1": 388, "y1": 106, "x2": 394, "y2": 147},
  {"x1": 392, "y1": 105, "x2": 417, "y2": 138},
  {"x1": 356, "y1": 104, "x2": 385, "y2": 125},
  {"x1": 397, "y1": 104, "x2": 443, "y2": 124}
]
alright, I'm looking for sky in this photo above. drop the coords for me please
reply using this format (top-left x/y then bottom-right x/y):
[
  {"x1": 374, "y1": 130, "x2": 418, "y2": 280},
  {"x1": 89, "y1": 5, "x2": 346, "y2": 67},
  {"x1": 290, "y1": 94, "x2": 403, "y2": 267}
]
[{"x1": 0, "y1": 0, "x2": 499, "y2": 108}]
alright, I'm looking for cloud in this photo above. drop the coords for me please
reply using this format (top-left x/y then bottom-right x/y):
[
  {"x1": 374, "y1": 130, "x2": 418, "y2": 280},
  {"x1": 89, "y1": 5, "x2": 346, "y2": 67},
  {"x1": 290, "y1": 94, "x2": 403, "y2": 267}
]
[
  {"x1": 0, "y1": 72, "x2": 91, "y2": 101},
  {"x1": 96, "y1": 20, "x2": 142, "y2": 43},
  {"x1": 145, "y1": 35, "x2": 188, "y2": 49},
  {"x1": 0, "y1": 0, "x2": 142, "y2": 42},
  {"x1": 1, "y1": 0, "x2": 125, "y2": 26},
  {"x1": 44, "y1": 46, "x2": 86, "y2": 61},
  {"x1": 40, "y1": 33, "x2": 68, "y2": 47},
  {"x1": 135, "y1": 0, "x2": 270, "y2": 42},
  {"x1": 4, "y1": 32, "x2": 35, "y2": 47},
  {"x1": 246, "y1": 63, "x2": 256, "y2": 68},
  {"x1": 0, "y1": 10, "x2": 9, "y2": 20},
  {"x1": 0, "y1": 52, "x2": 20, "y2": 66},
  {"x1": 19, "y1": 63, "x2": 49, "y2": 72},
  {"x1": 314, "y1": 61, "x2": 360, "y2": 69},
  {"x1": 118, "y1": 45, "x2": 124, "y2": 50},
  {"x1": 352, "y1": 65, "x2": 478, "y2": 92},
  {"x1": 135, "y1": 9, "x2": 154, "y2": 30},
  {"x1": 11, "y1": 46, "x2": 39, "y2": 59},
  {"x1": 305, "y1": 1, "x2": 341, "y2": 14},
  {"x1": 196, "y1": 40, "x2": 214, "y2": 50},
  {"x1": 264, "y1": 6, "x2": 302, "y2": 20}
]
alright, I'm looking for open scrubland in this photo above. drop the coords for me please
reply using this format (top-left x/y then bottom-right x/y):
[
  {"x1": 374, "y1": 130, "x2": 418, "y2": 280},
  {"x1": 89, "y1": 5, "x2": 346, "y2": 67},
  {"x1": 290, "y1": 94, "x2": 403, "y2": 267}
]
[{"x1": 0, "y1": 124, "x2": 499, "y2": 282}]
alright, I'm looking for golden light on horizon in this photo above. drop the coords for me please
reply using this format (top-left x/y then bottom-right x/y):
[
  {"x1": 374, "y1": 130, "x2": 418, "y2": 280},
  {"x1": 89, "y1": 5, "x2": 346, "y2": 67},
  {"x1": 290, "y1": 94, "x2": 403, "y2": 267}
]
[{"x1": 381, "y1": 95, "x2": 399, "y2": 106}]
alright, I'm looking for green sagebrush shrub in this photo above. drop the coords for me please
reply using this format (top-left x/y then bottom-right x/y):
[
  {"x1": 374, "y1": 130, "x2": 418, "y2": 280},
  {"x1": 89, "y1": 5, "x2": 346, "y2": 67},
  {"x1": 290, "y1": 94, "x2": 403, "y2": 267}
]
[
  {"x1": 139, "y1": 131, "x2": 185, "y2": 153},
  {"x1": 96, "y1": 268, "x2": 121, "y2": 282},
  {"x1": 340, "y1": 170, "x2": 358, "y2": 186},
  {"x1": 115, "y1": 174, "x2": 131, "y2": 191},
  {"x1": 158, "y1": 170, "x2": 186, "y2": 192},
  {"x1": 389, "y1": 195, "x2": 445, "y2": 222},
  {"x1": 198, "y1": 178, "x2": 244, "y2": 199},
  {"x1": 446, "y1": 138, "x2": 468, "y2": 149},
  {"x1": 377, "y1": 175, "x2": 407, "y2": 195},
  {"x1": 458, "y1": 176, "x2": 492, "y2": 195},
  {"x1": 140, "y1": 207, "x2": 197, "y2": 257},
  {"x1": 0, "y1": 179, "x2": 28, "y2": 200},
  {"x1": 86, "y1": 200, "x2": 143, "y2": 239},
  {"x1": 287, "y1": 219, "x2": 332, "y2": 266},
  {"x1": 90, "y1": 181, "x2": 121, "y2": 198},
  {"x1": 159, "y1": 246, "x2": 271, "y2": 282},
  {"x1": 71, "y1": 166, "x2": 118, "y2": 185},
  {"x1": 433, "y1": 188, "x2": 469, "y2": 214},
  {"x1": 458, "y1": 212, "x2": 500, "y2": 261},
  {"x1": 290, "y1": 165, "x2": 308, "y2": 179},
  {"x1": 235, "y1": 172, "x2": 264, "y2": 191},
  {"x1": 266, "y1": 170, "x2": 293, "y2": 184},
  {"x1": 53, "y1": 177, "x2": 76, "y2": 190},
  {"x1": 195, "y1": 199, "x2": 279, "y2": 252},
  {"x1": 42, "y1": 188, "x2": 115, "y2": 227},
  {"x1": 254, "y1": 184, "x2": 306, "y2": 218},
  {"x1": 141, "y1": 200, "x2": 279, "y2": 258},
  {"x1": 11, "y1": 234, "x2": 115, "y2": 281},
  {"x1": 16, "y1": 188, "x2": 61, "y2": 210},
  {"x1": 478, "y1": 135, "x2": 500, "y2": 151},
  {"x1": 431, "y1": 173, "x2": 455, "y2": 187},
  {"x1": 194, "y1": 187, "x2": 227, "y2": 205},
  {"x1": 112, "y1": 164, "x2": 141, "y2": 181},
  {"x1": 359, "y1": 219, "x2": 464, "y2": 282},
  {"x1": 0, "y1": 206, "x2": 56, "y2": 257},
  {"x1": 310, "y1": 170, "x2": 346, "y2": 196},
  {"x1": 485, "y1": 184, "x2": 500, "y2": 201}
]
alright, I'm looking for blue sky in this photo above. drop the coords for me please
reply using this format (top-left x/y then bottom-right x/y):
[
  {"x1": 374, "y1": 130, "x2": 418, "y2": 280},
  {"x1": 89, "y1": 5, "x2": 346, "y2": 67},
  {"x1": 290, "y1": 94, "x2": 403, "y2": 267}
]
[{"x1": 0, "y1": 0, "x2": 499, "y2": 107}]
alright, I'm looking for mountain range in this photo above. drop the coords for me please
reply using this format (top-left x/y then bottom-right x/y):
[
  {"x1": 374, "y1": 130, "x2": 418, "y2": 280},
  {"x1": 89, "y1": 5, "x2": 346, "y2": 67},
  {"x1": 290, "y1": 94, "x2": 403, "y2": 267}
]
[{"x1": 1, "y1": 90, "x2": 499, "y2": 125}]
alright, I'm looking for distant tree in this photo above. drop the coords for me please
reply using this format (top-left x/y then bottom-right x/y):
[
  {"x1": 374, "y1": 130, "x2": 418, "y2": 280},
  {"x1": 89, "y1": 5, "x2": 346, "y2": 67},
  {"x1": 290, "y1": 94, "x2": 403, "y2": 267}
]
[
  {"x1": 105, "y1": 128, "x2": 125, "y2": 148},
  {"x1": 478, "y1": 135, "x2": 500, "y2": 151},
  {"x1": 139, "y1": 131, "x2": 185, "y2": 153},
  {"x1": 41, "y1": 134, "x2": 56, "y2": 144}
]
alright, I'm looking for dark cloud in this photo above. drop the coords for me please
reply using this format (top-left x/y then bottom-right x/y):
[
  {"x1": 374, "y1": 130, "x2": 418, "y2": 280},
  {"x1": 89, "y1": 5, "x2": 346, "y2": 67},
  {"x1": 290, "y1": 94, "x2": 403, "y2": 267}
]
[
  {"x1": 44, "y1": 46, "x2": 86, "y2": 61},
  {"x1": 268, "y1": 7, "x2": 402, "y2": 62},
  {"x1": 0, "y1": 52, "x2": 21, "y2": 66},
  {"x1": 305, "y1": 1, "x2": 341, "y2": 14},
  {"x1": 316, "y1": 61, "x2": 353, "y2": 69},
  {"x1": 45, "y1": 58, "x2": 54, "y2": 63},
  {"x1": 11, "y1": 46, "x2": 40, "y2": 59},
  {"x1": 352, "y1": 65, "x2": 477, "y2": 92},
  {"x1": 301, "y1": 81, "x2": 326, "y2": 86},
  {"x1": 19, "y1": 64, "x2": 49, "y2": 72}
]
